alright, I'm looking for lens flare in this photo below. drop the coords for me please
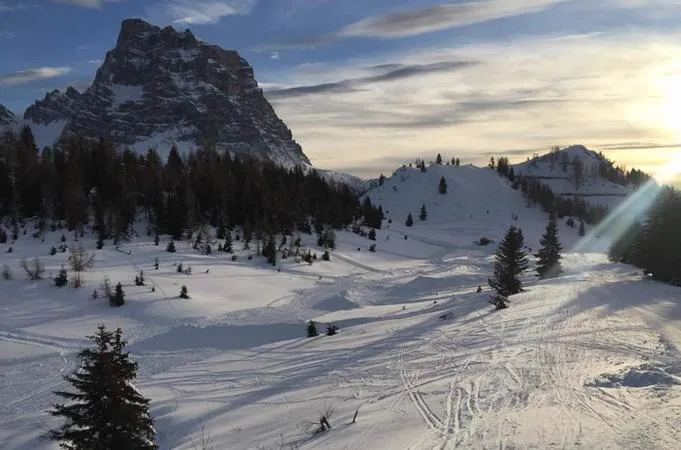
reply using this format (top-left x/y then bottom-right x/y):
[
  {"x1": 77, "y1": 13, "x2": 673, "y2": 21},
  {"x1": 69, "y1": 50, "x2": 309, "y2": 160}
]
[{"x1": 572, "y1": 150, "x2": 681, "y2": 254}]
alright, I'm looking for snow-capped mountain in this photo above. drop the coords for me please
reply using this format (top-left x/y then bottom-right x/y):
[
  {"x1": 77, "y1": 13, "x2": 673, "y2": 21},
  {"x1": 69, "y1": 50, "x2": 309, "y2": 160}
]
[
  {"x1": 512, "y1": 144, "x2": 632, "y2": 208},
  {"x1": 0, "y1": 104, "x2": 15, "y2": 127},
  {"x1": 5, "y1": 18, "x2": 309, "y2": 167}
]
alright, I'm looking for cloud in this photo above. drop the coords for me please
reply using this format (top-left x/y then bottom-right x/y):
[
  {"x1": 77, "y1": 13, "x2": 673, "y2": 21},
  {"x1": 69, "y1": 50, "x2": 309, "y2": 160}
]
[
  {"x1": 267, "y1": 0, "x2": 569, "y2": 50},
  {"x1": 262, "y1": 31, "x2": 681, "y2": 177},
  {"x1": 0, "y1": 2, "x2": 12, "y2": 12},
  {"x1": 0, "y1": 30, "x2": 14, "y2": 39},
  {"x1": 50, "y1": 0, "x2": 103, "y2": 7},
  {"x1": 340, "y1": 0, "x2": 568, "y2": 38},
  {"x1": 0, "y1": 67, "x2": 72, "y2": 86},
  {"x1": 157, "y1": 0, "x2": 255, "y2": 25},
  {"x1": 88, "y1": 59, "x2": 102, "y2": 64},
  {"x1": 270, "y1": 51, "x2": 280, "y2": 60},
  {"x1": 266, "y1": 60, "x2": 477, "y2": 99}
]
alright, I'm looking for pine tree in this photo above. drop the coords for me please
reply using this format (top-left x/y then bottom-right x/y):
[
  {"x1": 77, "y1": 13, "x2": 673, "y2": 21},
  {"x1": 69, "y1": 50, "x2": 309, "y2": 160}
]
[
  {"x1": 223, "y1": 230, "x2": 233, "y2": 253},
  {"x1": 405, "y1": 213, "x2": 413, "y2": 227},
  {"x1": 578, "y1": 220, "x2": 586, "y2": 237},
  {"x1": 535, "y1": 216, "x2": 563, "y2": 279},
  {"x1": 419, "y1": 204, "x2": 427, "y2": 221},
  {"x1": 307, "y1": 321, "x2": 318, "y2": 337},
  {"x1": 54, "y1": 266, "x2": 68, "y2": 287},
  {"x1": 154, "y1": 233, "x2": 159, "y2": 246},
  {"x1": 166, "y1": 240, "x2": 176, "y2": 253},
  {"x1": 111, "y1": 283, "x2": 125, "y2": 307},
  {"x1": 436, "y1": 153, "x2": 443, "y2": 165},
  {"x1": 326, "y1": 324, "x2": 338, "y2": 336},
  {"x1": 488, "y1": 226, "x2": 529, "y2": 303},
  {"x1": 438, "y1": 176, "x2": 447, "y2": 194},
  {"x1": 368, "y1": 229, "x2": 376, "y2": 241},
  {"x1": 48, "y1": 325, "x2": 157, "y2": 450}
]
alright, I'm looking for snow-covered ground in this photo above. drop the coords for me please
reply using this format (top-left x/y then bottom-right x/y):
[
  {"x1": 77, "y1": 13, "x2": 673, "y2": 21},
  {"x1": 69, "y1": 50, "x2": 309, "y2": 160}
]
[{"x1": 2, "y1": 164, "x2": 680, "y2": 449}]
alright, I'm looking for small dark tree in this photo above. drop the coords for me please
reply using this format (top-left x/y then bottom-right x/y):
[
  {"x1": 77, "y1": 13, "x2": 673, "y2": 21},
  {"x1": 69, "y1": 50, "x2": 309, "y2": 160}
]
[
  {"x1": 48, "y1": 325, "x2": 156, "y2": 449},
  {"x1": 50, "y1": 246, "x2": 57, "y2": 256},
  {"x1": 177, "y1": 262, "x2": 183, "y2": 273},
  {"x1": 111, "y1": 282, "x2": 125, "y2": 307},
  {"x1": 419, "y1": 204, "x2": 427, "y2": 221},
  {"x1": 135, "y1": 270, "x2": 145, "y2": 286},
  {"x1": 436, "y1": 153, "x2": 443, "y2": 165},
  {"x1": 154, "y1": 257, "x2": 159, "y2": 270},
  {"x1": 307, "y1": 320, "x2": 318, "y2": 337},
  {"x1": 96, "y1": 236, "x2": 104, "y2": 250},
  {"x1": 55, "y1": 266, "x2": 68, "y2": 287},
  {"x1": 166, "y1": 240, "x2": 176, "y2": 253},
  {"x1": 322, "y1": 250, "x2": 330, "y2": 261},
  {"x1": 154, "y1": 233, "x2": 160, "y2": 246},
  {"x1": 438, "y1": 176, "x2": 447, "y2": 194},
  {"x1": 369, "y1": 244, "x2": 376, "y2": 252},
  {"x1": 578, "y1": 220, "x2": 586, "y2": 237},
  {"x1": 405, "y1": 213, "x2": 413, "y2": 227},
  {"x1": 0, "y1": 228, "x2": 6, "y2": 244},
  {"x1": 488, "y1": 226, "x2": 528, "y2": 302},
  {"x1": 179, "y1": 285, "x2": 189, "y2": 299},
  {"x1": 223, "y1": 230, "x2": 233, "y2": 253},
  {"x1": 368, "y1": 229, "x2": 376, "y2": 241},
  {"x1": 535, "y1": 216, "x2": 563, "y2": 279},
  {"x1": 326, "y1": 324, "x2": 339, "y2": 336}
]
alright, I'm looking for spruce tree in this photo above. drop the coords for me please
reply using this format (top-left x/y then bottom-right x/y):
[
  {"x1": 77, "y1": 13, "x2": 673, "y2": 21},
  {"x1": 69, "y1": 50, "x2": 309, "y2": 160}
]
[
  {"x1": 488, "y1": 226, "x2": 528, "y2": 303},
  {"x1": 307, "y1": 320, "x2": 318, "y2": 337},
  {"x1": 535, "y1": 216, "x2": 563, "y2": 279},
  {"x1": 179, "y1": 285, "x2": 189, "y2": 299},
  {"x1": 436, "y1": 153, "x2": 443, "y2": 165},
  {"x1": 48, "y1": 325, "x2": 157, "y2": 450},
  {"x1": 438, "y1": 176, "x2": 447, "y2": 194},
  {"x1": 166, "y1": 240, "x2": 176, "y2": 253},
  {"x1": 419, "y1": 204, "x2": 427, "y2": 221},
  {"x1": 405, "y1": 213, "x2": 413, "y2": 227},
  {"x1": 578, "y1": 220, "x2": 586, "y2": 237},
  {"x1": 223, "y1": 230, "x2": 233, "y2": 253},
  {"x1": 111, "y1": 283, "x2": 125, "y2": 307}
]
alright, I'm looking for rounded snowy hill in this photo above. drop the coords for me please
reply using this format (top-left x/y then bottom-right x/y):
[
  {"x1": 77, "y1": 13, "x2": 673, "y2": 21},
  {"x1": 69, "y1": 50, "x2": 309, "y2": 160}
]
[{"x1": 362, "y1": 163, "x2": 585, "y2": 250}]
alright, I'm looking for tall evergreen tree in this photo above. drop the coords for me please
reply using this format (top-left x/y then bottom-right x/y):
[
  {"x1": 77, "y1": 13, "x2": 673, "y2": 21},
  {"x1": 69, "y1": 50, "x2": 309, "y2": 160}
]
[
  {"x1": 488, "y1": 226, "x2": 528, "y2": 303},
  {"x1": 405, "y1": 213, "x2": 413, "y2": 227},
  {"x1": 578, "y1": 219, "x2": 586, "y2": 237},
  {"x1": 48, "y1": 325, "x2": 156, "y2": 449},
  {"x1": 438, "y1": 176, "x2": 447, "y2": 194},
  {"x1": 419, "y1": 203, "x2": 427, "y2": 221},
  {"x1": 436, "y1": 153, "x2": 443, "y2": 165},
  {"x1": 535, "y1": 216, "x2": 563, "y2": 279}
]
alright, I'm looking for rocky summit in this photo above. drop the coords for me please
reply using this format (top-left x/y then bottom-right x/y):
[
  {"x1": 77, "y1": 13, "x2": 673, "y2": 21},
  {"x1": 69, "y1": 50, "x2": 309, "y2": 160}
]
[
  {"x1": 15, "y1": 18, "x2": 310, "y2": 166},
  {"x1": 0, "y1": 104, "x2": 15, "y2": 127}
]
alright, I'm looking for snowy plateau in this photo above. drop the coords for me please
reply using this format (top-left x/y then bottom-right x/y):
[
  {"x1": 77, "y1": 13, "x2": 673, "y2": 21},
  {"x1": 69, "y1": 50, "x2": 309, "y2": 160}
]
[{"x1": 2, "y1": 155, "x2": 681, "y2": 450}]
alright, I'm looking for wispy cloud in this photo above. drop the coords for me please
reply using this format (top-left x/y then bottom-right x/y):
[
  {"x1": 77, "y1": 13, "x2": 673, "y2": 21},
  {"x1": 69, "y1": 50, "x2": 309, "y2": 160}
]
[
  {"x1": 0, "y1": 2, "x2": 12, "y2": 12},
  {"x1": 266, "y1": 60, "x2": 477, "y2": 99},
  {"x1": 270, "y1": 51, "x2": 280, "y2": 60},
  {"x1": 0, "y1": 30, "x2": 14, "y2": 39},
  {"x1": 340, "y1": 0, "x2": 568, "y2": 38},
  {"x1": 155, "y1": 0, "x2": 256, "y2": 25},
  {"x1": 262, "y1": 31, "x2": 681, "y2": 176},
  {"x1": 87, "y1": 59, "x2": 102, "y2": 64},
  {"x1": 0, "y1": 67, "x2": 72, "y2": 86},
  {"x1": 268, "y1": 0, "x2": 569, "y2": 50},
  {"x1": 51, "y1": 0, "x2": 103, "y2": 8}
]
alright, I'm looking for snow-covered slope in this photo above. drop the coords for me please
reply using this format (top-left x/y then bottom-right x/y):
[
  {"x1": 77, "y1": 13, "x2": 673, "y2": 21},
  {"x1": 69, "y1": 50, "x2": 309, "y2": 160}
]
[
  {"x1": 513, "y1": 145, "x2": 632, "y2": 209},
  {"x1": 2, "y1": 167, "x2": 681, "y2": 449},
  {"x1": 362, "y1": 163, "x2": 581, "y2": 250}
]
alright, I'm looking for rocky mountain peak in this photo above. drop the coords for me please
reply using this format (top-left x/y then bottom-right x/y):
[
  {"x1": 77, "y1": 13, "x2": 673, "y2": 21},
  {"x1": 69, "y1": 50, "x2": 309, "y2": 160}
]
[
  {"x1": 46, "y1": 18, "x2": 310, "y2": 166},
  {"x1": 0, "y1": 104, "x2": 16, "y2": 126},
  {"x1": 24, "y1": 87, "x2": 81, "y2": 125}
]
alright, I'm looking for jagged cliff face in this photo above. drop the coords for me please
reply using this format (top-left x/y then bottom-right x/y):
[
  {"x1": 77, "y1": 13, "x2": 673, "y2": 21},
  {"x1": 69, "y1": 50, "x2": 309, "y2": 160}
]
[
  {"x1": 24, "y1": 87, "x2": 81, "y2": 125},
  {"x1": 0, "y1": 104, "x2": 16, "y2": 127},
  {"x1": 18, "y1": 18, "x2": 309, "y2": 166}
]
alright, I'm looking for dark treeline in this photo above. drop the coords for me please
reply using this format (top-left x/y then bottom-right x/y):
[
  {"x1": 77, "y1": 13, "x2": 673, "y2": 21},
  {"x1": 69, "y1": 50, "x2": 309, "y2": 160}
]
[
  {"x1": 0, "y1": 127, "x2": 382, "y2": 240},
  {"x1": 609, "y1": 186, "x2": 681, "y2": 285},
  {"x1": 494, "y1": 157, "x2": 609, "y2": 225}
]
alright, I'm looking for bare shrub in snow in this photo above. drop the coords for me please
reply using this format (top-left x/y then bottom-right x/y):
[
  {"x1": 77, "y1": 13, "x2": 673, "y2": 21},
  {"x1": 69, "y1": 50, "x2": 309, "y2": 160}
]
[{"x1": 21, "y1": 257, "x2": 45, "y2": 280}]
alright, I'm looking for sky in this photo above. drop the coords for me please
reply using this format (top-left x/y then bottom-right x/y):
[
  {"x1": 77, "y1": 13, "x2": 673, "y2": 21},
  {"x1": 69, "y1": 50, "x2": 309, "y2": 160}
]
[{"x1": 1, "y1": 0, "x2": 681, "y2": 181}]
